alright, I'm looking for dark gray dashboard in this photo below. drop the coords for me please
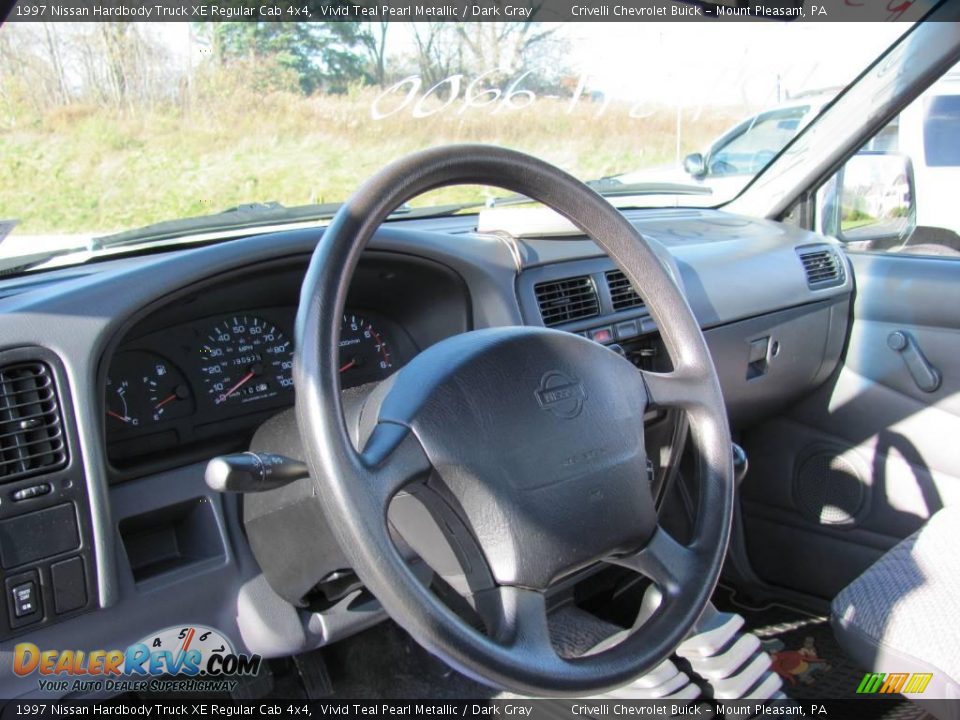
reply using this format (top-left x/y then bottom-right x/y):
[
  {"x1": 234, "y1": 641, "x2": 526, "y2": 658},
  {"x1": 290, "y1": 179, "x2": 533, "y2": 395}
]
[{"x1": 0, "y1": 207, "x2": 851, "y2": 698}]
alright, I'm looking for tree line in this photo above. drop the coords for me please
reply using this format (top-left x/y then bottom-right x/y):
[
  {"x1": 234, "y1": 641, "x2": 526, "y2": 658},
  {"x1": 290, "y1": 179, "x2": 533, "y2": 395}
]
[{"x1": 0, "y1": 20, "x2": 571, "y2": 116}]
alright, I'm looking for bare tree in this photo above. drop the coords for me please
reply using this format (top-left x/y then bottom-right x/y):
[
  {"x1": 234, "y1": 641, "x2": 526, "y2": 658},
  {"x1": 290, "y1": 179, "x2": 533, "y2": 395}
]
[
  {"x1": 360, "y1": 22, "x2": 390, "y2": 88},
  {"x1": 453, "y1": 20, "x2": 561, "y2": 85},
  {"x1": 42, "y1": 25, "x2": 70, "y2": 105},
  {"x1": 0, "y1": 25, "x2": 73, "y2": 118},
  {"x1": 411, "y1": 23, "x2": 463, "y2": 89},
  {"x1": 71, "y1": 24, "x2": 173, "y2": 108}
]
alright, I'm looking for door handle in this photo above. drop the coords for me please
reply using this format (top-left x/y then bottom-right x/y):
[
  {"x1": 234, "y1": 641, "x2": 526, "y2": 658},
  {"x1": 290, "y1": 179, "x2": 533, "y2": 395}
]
[{"x1": 887, "y1": 330, "x2": 942, "y2": 393}]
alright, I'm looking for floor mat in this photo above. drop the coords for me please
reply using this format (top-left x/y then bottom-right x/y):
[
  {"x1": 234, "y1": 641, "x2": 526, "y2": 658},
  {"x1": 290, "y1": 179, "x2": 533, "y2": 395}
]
[
  {"x1": 714, "y1": 585, "x2": 930, "y2": 719},
  {"x1": 320, "y1": 621, "x2": 513, "y2": 699}
]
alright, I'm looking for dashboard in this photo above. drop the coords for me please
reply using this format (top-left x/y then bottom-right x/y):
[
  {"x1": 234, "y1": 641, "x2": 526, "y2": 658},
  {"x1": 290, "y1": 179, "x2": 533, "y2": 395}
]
[{"x1": 0, "y1": 207, "x2": 853, "y2": 700}]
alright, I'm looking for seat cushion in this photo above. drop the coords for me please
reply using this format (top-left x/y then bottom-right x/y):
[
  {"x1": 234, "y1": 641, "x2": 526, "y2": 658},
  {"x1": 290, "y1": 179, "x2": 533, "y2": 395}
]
[{"x1": 832, "y1": 505, "x2": 960, "y2": 701}]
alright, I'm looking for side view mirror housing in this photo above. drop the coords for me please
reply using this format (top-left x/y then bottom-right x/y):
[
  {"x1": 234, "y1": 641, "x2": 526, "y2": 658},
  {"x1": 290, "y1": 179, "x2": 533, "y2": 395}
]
[
  {"x1": 683, "y1": 153, "x2": 707, "y2": 178},
  {"x1": 820, "y1": 151, "x2": 917, "y2": 249}
]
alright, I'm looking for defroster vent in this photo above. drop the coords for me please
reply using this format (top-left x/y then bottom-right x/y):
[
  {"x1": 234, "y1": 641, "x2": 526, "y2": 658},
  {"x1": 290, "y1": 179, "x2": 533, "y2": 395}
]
[
  {"x1": 0, "y1": 362, "x2": 68, "y2": 483},
  {"x1": 605, "y1": 269, "x2": 644, "y2": 311},
  {"x1": 535, "y1": 276, "x2": 600, "y2": 326}
]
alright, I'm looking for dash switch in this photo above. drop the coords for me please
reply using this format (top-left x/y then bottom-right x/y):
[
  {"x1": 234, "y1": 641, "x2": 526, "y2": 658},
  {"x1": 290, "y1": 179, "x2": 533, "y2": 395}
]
[{"x1": 11, "y1": 581, "x2": 38, "y2": 618}]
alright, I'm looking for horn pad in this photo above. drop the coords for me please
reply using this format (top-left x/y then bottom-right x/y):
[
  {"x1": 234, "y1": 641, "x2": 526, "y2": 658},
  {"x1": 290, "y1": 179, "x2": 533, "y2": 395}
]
[{"x1": 375, "y1": 326, "x2": 657, "y2": 590}]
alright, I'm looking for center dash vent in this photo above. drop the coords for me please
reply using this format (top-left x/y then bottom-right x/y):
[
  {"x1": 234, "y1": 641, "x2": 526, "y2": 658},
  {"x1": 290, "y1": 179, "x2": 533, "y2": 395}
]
[
  {"x1": 0, "y1": 362, "x2": 68, "y2": 484},
  {"x1": 534, "y1": 276, "x2": 600, "y2": 326},
  {"x1": 798, "y1": 247, "x2": 845, "y2": 289},
  {"x1": 605, "y1": 269, "x2": 644, "y2": 311}
]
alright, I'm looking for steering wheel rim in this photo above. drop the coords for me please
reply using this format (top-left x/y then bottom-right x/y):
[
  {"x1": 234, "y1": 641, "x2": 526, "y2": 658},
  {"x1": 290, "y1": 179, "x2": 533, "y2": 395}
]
[{"x1": 294, "y1": 144, "x2": 734, "y2": 696}]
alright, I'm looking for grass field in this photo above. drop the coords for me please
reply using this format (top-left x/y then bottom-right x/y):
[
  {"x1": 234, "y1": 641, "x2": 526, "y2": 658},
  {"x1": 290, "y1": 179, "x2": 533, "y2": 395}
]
[{"x1": 0, "y1": 85, "x2": 746, "y2": 236}]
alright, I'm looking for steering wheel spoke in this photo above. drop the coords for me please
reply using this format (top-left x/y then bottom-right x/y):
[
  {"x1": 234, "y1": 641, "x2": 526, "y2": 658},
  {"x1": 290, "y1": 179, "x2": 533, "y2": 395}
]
[
  {"x1": 608, "y1": 526, "x2": 697, "y2": 599},
  {"x1": 475, "y1": 585, "x2": 557, "y2": 661},
  {"x1": 358, "y1": 422, "x2": 433, "y2": 507},
  {"x1": 640, "y1": 367, "x2": 709, "y2": 412}
]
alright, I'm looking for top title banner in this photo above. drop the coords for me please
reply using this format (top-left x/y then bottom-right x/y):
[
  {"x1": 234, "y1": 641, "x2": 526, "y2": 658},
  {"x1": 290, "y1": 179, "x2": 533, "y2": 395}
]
[{"x1": 6, "y1": 0, "x2": 940, "y2": 22}]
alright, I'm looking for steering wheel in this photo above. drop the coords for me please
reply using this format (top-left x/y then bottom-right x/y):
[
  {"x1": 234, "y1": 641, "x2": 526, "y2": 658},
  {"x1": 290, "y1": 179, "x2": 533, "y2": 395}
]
[{"x1": 294, "y1": 145, "x2": 734, "y2": 696}]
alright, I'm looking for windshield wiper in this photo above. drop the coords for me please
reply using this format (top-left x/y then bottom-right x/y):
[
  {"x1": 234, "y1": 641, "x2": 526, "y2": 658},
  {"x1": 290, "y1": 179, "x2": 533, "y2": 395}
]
[
  {"x1": 487, "y1": 179, "x2": 712, "y2": 209},
  {"x1": 0, "y1": 200, "x2": 485, "y2": 276},
  {"x1": 89, "y1": 199, "x2": 485, "y2": 251},
  {"x1": 0, "y1": 202, "x2": 344, "y2": 276},
  {"x1": 89, "y1": 201, "x2": 345, "y2": 251}
]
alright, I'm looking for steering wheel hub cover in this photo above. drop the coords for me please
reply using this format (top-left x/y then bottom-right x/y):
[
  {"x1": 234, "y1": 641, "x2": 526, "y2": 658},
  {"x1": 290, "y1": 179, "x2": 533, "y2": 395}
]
[{"x1": 376, "y1": 326, "x2": 657, "y2": 590}]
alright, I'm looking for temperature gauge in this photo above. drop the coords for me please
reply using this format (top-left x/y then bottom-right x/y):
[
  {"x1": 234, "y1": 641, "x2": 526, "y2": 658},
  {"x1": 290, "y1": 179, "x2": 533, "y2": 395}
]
[{"x1": 106, "y1": 351, "x2": 192, "y2": 434}]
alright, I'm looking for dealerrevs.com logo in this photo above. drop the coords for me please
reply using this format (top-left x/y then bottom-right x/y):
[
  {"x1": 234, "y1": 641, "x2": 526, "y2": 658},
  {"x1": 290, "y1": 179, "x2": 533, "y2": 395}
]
[{"x1": 13, "y1": 625, "x2": 262, "y2": 694}]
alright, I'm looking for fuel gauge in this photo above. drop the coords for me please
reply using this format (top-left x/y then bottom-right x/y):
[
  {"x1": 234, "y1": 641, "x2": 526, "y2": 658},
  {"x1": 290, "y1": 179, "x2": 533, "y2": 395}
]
[{"x1": 146, "y1": 375, "x2": 191, "y2": 422}]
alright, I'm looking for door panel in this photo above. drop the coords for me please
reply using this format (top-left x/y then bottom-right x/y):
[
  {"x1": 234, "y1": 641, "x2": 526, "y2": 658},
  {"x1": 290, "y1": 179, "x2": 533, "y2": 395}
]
[{"x1": 740, "y1": 252, "x2": 960, "y2": 601}]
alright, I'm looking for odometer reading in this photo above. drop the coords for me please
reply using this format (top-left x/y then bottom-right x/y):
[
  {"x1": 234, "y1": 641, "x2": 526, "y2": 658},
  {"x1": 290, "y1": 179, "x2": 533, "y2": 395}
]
[{"x1": 199, "y1": 315, "x2": 293, "y2": 406}]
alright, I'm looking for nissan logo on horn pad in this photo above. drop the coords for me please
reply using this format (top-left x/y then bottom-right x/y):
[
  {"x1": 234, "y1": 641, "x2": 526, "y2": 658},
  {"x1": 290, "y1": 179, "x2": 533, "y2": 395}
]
[{"x1": 536, "y1": 370, "x2": 587, "y2": 419}]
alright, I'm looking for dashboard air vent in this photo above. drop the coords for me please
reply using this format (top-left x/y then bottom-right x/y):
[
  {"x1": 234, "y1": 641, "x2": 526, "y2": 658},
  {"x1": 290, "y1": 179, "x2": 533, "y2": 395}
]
[
  {"x1": 605, "y1": 269, "x2": 644, "y2": 312},
  {"x1": 798, "y1": 247, "x2": 845, "y2": 289},
  {"x1": 534, "y1": 276, "x2": 600, "y2": 326},
  {"x1": 0, "y1": 362, "x2": 68, "y2": 484}
]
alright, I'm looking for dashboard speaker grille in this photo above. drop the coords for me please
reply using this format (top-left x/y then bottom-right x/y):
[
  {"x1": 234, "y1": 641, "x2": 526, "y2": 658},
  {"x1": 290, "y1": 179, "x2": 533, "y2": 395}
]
[
  {"x1": 0, "y1": 362, "x2": 68, "y2": 483},
  {"x1": 534, "y1": 276, "x2": 599, "y2": 326},
  {"x1": 798, "y1": 247, "x2": 844, "y2": 289},
  {"x1": 605, "y1": 269, "x2": 644, "y2": 312}
]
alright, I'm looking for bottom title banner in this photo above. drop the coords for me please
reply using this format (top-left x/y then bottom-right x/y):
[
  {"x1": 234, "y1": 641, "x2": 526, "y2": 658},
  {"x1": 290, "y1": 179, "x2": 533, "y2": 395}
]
[{"x1": 1, "y1": 700, "x2": 957, "y2": 720}]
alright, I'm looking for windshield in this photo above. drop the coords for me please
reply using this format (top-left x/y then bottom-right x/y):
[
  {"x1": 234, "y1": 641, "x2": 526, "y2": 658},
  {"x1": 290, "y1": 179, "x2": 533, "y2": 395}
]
[{"x1": 0, "y1": 20, "x2": 910, "y2": 272}]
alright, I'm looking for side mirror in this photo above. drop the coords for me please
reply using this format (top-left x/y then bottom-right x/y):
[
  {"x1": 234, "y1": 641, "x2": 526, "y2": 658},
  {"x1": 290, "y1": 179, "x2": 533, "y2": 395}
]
[
  {"x1": 683, "y1": 153, "x2": 706, "y2": 178},
  {"x1": 821, "y1": 151, "x2": 916, "y2": 249}
]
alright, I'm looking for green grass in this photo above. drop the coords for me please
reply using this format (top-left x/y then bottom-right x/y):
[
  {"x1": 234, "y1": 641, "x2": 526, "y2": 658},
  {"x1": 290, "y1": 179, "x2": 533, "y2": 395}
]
[{"x1": 0, "y1": 87, "x2": 745, "y2": 235}]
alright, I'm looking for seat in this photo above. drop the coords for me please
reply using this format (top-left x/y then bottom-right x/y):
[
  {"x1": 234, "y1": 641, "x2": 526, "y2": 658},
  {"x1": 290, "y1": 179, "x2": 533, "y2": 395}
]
[{"x1": 832, "y1": 505, "x2": 960, "y2": 706}]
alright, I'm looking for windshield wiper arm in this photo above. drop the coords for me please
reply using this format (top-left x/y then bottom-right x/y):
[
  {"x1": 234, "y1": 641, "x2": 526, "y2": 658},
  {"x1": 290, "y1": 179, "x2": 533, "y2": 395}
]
[
  {"x1": 0, "y1": 250, "x2": 78, "y2": 277},
  {"x1": 91, "y1": 199, "x2": 486, "y2": 251},
  {"x1": 90, "y1": 201, "x2": 346, "y2": 251},
  {"x1": 0, "y1": 199, "x2": 487, "y2": 277}
]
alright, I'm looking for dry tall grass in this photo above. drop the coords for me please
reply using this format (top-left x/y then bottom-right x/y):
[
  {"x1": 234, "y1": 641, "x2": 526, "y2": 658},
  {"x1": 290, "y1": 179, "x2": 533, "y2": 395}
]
[{"x1": 0, "y1": 83, "x2": 747, "y2": 235}]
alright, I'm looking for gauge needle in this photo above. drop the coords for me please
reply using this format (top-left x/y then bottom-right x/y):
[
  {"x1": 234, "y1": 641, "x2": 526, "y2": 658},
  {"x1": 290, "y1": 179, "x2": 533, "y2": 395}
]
[
  {"x1": 107, "y1": 410, "x2": 131, "y2": 423},
  {"x1": 339, "y1": 358, "x2": 357, "y2": 373},
  {"x1": 219, "y1": 370, "x2": 256, "y2": 403},
  {"x1": 154, "y1": 394, "x2": 177, "y2": 410}
]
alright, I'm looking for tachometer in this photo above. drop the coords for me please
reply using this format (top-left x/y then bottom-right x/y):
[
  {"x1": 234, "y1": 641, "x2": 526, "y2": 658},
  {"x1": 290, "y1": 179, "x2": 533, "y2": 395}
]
[
  {"x1": 199, "y1": 315, "x2": 293, "y2": 406},
  {"x1": 339, "y1": 313, "x2": 394, "y2": 386}
]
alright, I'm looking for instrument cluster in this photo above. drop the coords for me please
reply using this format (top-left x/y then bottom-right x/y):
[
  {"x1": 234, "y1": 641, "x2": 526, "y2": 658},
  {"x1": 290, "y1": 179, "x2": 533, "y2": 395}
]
[{"x1": 105, "y1": 308, "x2": 404, "y2": 460}]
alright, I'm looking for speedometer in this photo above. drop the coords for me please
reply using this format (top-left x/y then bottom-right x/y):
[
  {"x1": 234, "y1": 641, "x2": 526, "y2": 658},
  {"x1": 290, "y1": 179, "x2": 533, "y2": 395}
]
[{"x1": 199, "y1": 315, "x2": 293, "y2": 406}]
